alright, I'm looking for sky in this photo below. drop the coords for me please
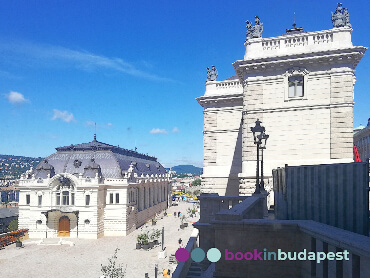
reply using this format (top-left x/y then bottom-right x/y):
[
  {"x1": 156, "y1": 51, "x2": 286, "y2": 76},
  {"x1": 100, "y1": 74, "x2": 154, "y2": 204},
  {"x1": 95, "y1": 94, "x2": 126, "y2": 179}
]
[{"x1": 0, "y1": 1, "x2": 369, "y2": 168}]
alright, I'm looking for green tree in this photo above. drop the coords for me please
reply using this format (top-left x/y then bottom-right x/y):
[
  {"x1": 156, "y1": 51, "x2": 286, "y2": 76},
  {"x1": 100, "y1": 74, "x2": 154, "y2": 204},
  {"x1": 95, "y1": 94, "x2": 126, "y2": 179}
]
[
  {"x1": 191, "y1": 179, "x2": 201, "y2": 186},
  {"x1": 8, "y1": 219, "x2": 18, "y2": 232}
]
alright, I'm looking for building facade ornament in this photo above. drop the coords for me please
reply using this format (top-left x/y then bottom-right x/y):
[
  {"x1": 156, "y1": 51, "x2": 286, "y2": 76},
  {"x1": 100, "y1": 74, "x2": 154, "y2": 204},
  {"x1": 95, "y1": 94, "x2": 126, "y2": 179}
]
[
  {"x1": 246, "y1": 16, "x2": 263, "y2": 40},
  {"x1": 206, "y1": 65, "x2": 218, "y2": 81},
  {"x1": 331, "y1": 3, "x2": 351, "y2": 28}
]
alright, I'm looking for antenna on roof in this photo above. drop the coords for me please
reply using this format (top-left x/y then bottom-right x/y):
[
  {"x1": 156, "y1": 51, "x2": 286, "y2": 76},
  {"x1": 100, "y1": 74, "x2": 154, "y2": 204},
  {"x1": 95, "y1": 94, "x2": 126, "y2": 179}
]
[
  {"x1": 93, "y1": 122, "x2": 97, "y2": 141},
  {"x1": 293, "y1": 12, "x2": 296, "y2": 28}
]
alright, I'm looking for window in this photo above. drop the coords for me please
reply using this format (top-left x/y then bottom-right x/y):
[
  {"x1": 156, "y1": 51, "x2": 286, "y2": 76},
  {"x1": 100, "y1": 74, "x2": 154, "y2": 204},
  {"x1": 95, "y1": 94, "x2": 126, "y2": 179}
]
[
  {"x1": 26, "y1": 194, "x2": 30, "y2": 205},
  {"x1": 38, "y1": 195, "x2": 42, "y2": 206},
  {"x1": 71, "y1": 193, "x2": 75, "y2": 206},
  {"x1": 288, "y1": 75, "x2": 304, "y2": 97},
  {"x1": 62, "y1": 191, "x2": 69, "y2": 205},
  {"x1": 110, "y1": 193, "x2": 114, "y2": 204},
  {"x1": 56, "y1": 193, "x2": 60, "y2": 205},
  {"x1": 85, "y1": 195, "x2": 90, "y2": 206},
  {"x1": 116, "y1": 193, "x2": 119, "y2": 204},
  {"x1": 284, "y1": 68, "x2": 308, "y2": 101}
]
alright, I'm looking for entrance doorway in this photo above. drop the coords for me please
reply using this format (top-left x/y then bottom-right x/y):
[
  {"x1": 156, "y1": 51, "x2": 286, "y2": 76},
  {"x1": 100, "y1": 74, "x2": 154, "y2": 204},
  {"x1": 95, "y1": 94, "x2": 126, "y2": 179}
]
[{"x1": 58, "y1": 216, "x2": 70, "y2": 237}]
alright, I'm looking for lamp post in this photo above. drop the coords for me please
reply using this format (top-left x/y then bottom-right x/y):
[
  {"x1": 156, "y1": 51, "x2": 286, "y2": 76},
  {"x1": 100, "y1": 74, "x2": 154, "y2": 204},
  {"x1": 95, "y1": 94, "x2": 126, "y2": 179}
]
[
  {"x1": 250, "y1": 119, "x2": 265, "y2": 194},
  {"x1": 258, "y1": 132, "x2": 269, "y2": 192}
]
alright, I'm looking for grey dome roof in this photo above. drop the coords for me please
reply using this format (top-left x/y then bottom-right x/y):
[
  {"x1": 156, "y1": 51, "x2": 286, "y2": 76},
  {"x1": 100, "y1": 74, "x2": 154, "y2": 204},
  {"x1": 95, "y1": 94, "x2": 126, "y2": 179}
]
[{"x1": 33, "y1": 138, "x2": 166, "y2": 179}]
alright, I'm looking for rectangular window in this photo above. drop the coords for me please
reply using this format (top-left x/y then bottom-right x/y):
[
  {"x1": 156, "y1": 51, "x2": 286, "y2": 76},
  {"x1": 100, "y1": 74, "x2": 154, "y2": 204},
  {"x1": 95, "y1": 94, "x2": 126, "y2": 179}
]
[
  {"x1": 85, "y1": 195, "x2": 90, "y2": 206},
  {"x1": 26, "y1": 194, "x2": 30, "y2": 205},
  {"x1": 62, "y1": 191, "x2": 69, "y2": 205},
  {"x1": 56, "y1": 193, "x2": 60, "y2": 205},
  {"x1": 110, "y1": 193, "x2": 114, "y2": 204},
  {"x1": 116, "y1": 193, "x2": 119, "y2": 204},
  {"x1": 71, "y1": 193, "x2": 75, "y2": 206},
  {"x1": 38, "y1": 195, "x2": 42, "y2": 206},
  {"x1": 288, "y1": 76, "x2": 304, "y2": 97}
]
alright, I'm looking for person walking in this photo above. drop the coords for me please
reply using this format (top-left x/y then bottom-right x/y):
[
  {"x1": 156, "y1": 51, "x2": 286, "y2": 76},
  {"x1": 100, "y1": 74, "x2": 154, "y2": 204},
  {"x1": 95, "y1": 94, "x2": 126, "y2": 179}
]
[{"x1": 178, "y1": 238, "x2": 183, "y2": 248}]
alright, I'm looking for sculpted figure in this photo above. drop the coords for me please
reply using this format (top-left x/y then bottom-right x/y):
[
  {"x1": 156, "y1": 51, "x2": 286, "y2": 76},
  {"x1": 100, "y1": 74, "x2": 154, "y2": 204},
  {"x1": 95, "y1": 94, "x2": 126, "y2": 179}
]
[
  {"x1": 206, "y1": 67, "x2": 212, "y2": 81},
  {"x1": 254, "y1": 16, "x2": 261, "y2": 25},
  {"x1": 246, "y1": 20, "x2": 253, "y2": 40},
  {"x1": 343, "y1": 8, "x2": 351, "y2": 27},
  {"x1": 245, "y1": 16, "x2": 263, "y2": 40},
  {"x1": 209, "y1": 65, "x2": 218, "y2": 81},
  {"x1": 331, "y1": 3, "x2": 351, "y2": 28}
]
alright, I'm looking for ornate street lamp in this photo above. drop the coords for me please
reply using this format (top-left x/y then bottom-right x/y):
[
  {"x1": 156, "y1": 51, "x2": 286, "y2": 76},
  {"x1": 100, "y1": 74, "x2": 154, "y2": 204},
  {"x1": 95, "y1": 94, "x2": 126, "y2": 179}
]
[
  {"x1": 250, "y1": 119, "x2": 265, "y2": 194},
  {"x1": 258, "y1": 132, "x2": 269, "y2": 192}
]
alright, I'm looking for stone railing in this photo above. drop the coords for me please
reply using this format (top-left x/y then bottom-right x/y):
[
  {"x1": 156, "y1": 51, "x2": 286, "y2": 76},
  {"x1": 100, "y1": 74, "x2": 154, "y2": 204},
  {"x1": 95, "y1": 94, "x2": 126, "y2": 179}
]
[
  {"x1": 244, "y1": 27, "x2": 353, "y2": 59},
  {"x1": 197, "y1": 193, "x2": 248, "y2": 224},
  {"x1": 215, "y1": 80, "x2": 242, "y2": 89},
  {"x1": 215, "y1": 195, "x2": 264, "y2": 221}
]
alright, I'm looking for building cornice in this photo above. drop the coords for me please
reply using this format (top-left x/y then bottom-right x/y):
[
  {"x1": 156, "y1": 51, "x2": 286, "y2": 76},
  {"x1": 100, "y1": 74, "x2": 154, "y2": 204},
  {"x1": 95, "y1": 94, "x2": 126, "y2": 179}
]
[
  {"x1": 233, "y1": 47, "x2": 367, "y2": 81},
  {"x1": 243, "y1": 102, "x2": 354, "y2": 114},
  {"x1": 203, "y1": 129, "x2": 240, "y2": 134},
  {"x1": 196, "y1": 93, "x2": 243, "y2": 108}
]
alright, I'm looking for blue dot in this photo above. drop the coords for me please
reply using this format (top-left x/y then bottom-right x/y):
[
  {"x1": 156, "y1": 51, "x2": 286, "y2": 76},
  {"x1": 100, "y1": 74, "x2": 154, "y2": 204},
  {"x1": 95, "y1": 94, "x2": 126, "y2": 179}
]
[
  {"x1": 191, "y1": 248, "x2": 205, "y2": 262},
  {"x1": 207, "y1": 248, "x2": 221, "y2": 262}
]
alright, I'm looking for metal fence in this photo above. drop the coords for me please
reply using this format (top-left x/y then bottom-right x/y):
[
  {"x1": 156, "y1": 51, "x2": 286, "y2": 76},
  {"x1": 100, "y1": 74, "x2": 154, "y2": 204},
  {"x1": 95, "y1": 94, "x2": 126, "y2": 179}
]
[{"x1": 273, "y1": 161, "x2": 369, "y2": 236}]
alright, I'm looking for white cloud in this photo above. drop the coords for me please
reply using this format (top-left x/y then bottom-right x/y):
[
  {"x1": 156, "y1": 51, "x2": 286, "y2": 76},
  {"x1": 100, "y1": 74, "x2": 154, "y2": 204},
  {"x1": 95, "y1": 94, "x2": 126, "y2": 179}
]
[
  {"x1": 51, "y1": 109, "x2": 75, "y2": 123},
  {"x1": 150, "y1": 128, "x2": 168, "y2": 134},
  {"x1": 172, "y1": 127, "x2": 180, "y2": 133},
  {"x1": 5, "y1": 91, "x2": 27, "y2": 104},
  {"x1": 0, "y1": 41, "x2": 175, "y2": 82},
  {"x1": 107, "y1": 123, "x2": 113, "y2": 127}
]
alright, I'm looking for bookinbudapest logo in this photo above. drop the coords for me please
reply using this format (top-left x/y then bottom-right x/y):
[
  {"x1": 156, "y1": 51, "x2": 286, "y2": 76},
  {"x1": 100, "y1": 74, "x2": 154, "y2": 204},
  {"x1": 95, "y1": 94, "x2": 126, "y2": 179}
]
[{"x1": 175, "y1": 248, "x2": 350, "y2": 264}]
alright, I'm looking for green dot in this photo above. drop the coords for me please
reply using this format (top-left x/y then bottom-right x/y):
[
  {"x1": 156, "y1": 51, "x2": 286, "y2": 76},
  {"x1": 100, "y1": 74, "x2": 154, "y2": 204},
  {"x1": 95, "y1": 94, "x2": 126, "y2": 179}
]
[
  {"x1": 191, "y1": 248, "x2": 205, "y2": 262},
  {"x1": 207, "y1": 248, "x2": 221, "y2": 262}
]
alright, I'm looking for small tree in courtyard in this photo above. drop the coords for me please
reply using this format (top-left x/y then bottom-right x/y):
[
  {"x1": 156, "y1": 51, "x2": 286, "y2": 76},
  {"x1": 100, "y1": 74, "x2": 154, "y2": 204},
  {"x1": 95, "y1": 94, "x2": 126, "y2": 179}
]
[
  {"x1": 8, "y1": 219, "x2": 18, "y2": 232},
  {"x1": 101, "y1": 248, "x2": 126, "y2": 278}
]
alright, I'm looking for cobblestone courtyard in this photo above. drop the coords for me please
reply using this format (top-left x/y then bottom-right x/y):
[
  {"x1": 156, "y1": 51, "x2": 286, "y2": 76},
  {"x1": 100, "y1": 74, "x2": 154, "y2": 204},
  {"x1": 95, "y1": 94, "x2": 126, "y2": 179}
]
[{"x1": 0, "y1": 201, "x2": 199, "y2": 278}]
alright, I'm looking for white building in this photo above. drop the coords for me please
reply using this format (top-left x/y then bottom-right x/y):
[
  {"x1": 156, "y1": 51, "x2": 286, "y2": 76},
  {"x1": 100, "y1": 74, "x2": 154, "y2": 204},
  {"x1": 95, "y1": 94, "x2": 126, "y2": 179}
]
[
  {"x1": 198, "y1": 4, "x2": 366, "y2": 196},
  {"x1": 18, "y1": 136, "x2": 172, "y2": 239}
]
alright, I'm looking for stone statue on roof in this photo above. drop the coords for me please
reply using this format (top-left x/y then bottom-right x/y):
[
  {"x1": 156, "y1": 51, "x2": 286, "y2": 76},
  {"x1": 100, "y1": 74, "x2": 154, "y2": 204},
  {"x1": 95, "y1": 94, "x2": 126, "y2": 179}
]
[
  {"x1": 245, "y1": 16, "x2": 263, "y2": 40},
  {"x1": 206, "y1": 67, "x2": 211, "y2": 81},
  {"x1": 206, "y1": 65, "x2": 218, "y2": 81},
  {"x1": 331, "y1": 3, "x2": 351, "y2": 28}
]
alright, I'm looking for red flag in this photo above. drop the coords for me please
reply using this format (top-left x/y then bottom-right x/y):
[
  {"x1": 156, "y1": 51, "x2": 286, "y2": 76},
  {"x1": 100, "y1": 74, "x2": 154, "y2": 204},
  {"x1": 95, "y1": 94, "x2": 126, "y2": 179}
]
[{"x1": 354, "y1": 146, "x2": 361, "y2": 162}]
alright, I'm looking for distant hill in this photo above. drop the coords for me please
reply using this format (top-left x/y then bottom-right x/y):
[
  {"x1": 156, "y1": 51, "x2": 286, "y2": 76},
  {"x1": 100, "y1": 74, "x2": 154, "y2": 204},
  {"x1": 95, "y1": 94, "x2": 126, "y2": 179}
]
[
  {"x1": 169, "y1": 165, "x2": 203, "y2": 175},
  {"x1": 0, "y1": 155, "x2": 43, "y2": 179}
]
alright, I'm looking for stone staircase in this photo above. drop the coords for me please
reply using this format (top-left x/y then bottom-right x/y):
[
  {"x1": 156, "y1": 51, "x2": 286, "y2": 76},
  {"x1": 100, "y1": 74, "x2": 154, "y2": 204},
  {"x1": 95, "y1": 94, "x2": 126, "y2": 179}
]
[{"x1": 186, "y1": 262, "x2": 202, "y2": 278}]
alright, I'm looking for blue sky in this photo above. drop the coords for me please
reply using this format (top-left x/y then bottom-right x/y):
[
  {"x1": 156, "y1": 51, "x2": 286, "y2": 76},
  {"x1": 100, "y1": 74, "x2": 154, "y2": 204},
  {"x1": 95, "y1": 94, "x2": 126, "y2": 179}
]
[{"x1": 0, "y1": 1, "x2": 369, "y2": 168}]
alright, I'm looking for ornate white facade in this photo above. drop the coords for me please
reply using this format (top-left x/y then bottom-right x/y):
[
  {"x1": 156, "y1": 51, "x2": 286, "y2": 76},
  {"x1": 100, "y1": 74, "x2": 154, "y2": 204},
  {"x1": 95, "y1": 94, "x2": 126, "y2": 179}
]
[
  {"x1": 198, "y1": 20, "x2": 366, "y2": 196},
  {"x1": 18, "y1": 138, "x2": 172, "y2": 239}
]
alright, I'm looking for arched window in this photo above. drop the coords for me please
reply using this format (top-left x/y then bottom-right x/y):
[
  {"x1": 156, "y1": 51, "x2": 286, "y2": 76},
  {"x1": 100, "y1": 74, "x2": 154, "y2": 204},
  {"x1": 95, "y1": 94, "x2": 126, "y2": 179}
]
[{"x1": 54, "y1": 176, "x2": 75, "y2": 206}]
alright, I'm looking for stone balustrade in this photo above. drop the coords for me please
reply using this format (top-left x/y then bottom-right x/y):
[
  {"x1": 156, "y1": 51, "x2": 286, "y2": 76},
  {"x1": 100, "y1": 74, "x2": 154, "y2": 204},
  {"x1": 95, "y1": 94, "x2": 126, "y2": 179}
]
[
  {"x1": 243, "y1": 27, "x2": 353, "y2": 60},
  {"x1": 197, "y1": 193, "x2": 248, "y2": 224}
]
